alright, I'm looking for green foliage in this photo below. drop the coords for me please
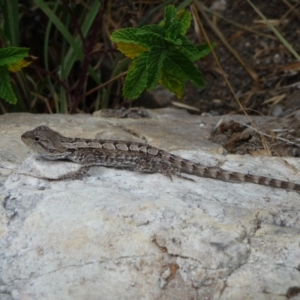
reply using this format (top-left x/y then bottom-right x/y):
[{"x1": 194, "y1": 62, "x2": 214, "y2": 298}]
[
  {"x1": 110, "y1": 5, "x2": 215, "y2": 99},
  {"x1": 0, "y1": 1, "x2": 199, "y2": 113},
  {"x1": 0, "y1": 0, "x2": 103, "y2": 113},
  {"x1": 0, "y1": 47, "x2": 30, "y2": 104},
  {"x1": 34, "y1": 0, "x2": 101, "y2": 113}
]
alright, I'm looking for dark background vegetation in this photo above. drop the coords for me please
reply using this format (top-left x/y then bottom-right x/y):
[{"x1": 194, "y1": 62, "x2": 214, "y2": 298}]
[{"x1": 1, "y1": 0, "x2": 300, "y2": 116}]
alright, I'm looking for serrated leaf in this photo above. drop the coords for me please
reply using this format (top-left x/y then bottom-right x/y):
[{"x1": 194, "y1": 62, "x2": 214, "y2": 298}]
[
  {"x1": 110, "y1": 28, "x2": 140, "y2": 44},
  {"x1": 164, "y1": 5, "x2": 177, "y2": 29},
  {"x1": 196, "y1": 43, "x2": 216, "y2": 58},
  {"x1": 114, "y1": 5, "x2": 213, "y2": 101},
  {"x1": 159, "y1": 61, "x2": 185, "y2": 98},
  {"x1": 177, "y1": 37, "x2": 215, "y2": 62},
  {"x1": 8, "y1": 58, "x2": 32, "y2": 72},
  {"x1": 0, "y1": 66, "x2": 17, "y2": 104},
  {"x1": 177, "y1": 36, "x2": 200, "y2": 61},
  {"x1": 0, "y1": 47, "x2": 29, "y2": 66},
  {"x1": 134, "y1": 31, "x2": 165, "y2": 47},
  {"x1": 166, "y1": 50, "x2": 204, "y2": 89},
  {"x1": 177, "y1": 10, "x2": 192, "y2": 35},
  {"x1": 115, "y1": 42, "x2": 148, "y2": 59},
  {"x1": 123, "y1": 52, "x2": 148, "y2": 99},
  {"x1": 137, "y1": 24, "x2": 166, "y2": 37},
  {"x1": 146, "y1": 46, "x2": 167, "y2": 90},
  {"x1": 111, "y1": 28, "x2": 164, "y2": 49},
  {"x1": 165, "y1": 22, "x2": 182, "y2": 45}
]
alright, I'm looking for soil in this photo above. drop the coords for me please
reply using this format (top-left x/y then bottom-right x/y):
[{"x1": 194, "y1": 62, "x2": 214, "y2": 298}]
[
  {"x1": 132, "y1": 0, "x2": 300, "y2": 157},
  {"x1": 179, "y1": 0, "x2": 300, "y2": 118},
  {"x1": 210, "y1": 116, "x2": 300, "y2": 157}
]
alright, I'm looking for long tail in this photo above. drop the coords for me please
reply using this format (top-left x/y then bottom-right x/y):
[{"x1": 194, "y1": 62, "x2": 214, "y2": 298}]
[
  {"x1": 191, "y1": 165, "x2": 300, "y2": 191},
  {"x1": 165, "y1": 154, "x2": 300, "y2": 191}
]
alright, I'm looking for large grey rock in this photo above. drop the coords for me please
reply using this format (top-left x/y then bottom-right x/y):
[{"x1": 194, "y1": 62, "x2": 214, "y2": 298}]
[{"x1": 0, "y1": 110, "x2": 300, "y2": 300}]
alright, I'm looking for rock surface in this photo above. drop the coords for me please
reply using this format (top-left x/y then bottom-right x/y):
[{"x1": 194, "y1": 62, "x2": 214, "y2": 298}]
[{"x1": 0, "y1": 110, "x2": 300, "y2": 300}]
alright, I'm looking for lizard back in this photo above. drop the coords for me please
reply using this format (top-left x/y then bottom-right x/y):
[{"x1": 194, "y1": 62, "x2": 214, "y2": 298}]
[{"x1": 21, "y1": 125, "x2": 300, "y2": 191}]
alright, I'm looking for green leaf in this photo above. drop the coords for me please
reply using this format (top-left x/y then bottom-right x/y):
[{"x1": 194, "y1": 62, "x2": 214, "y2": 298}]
[
  {"x1": 163, "y1": 5, "x2": 177, "y2": 29},
  {"x1": 115, "y1": 42, "x2": 148, "y2": 59},
  {"x1": 177, "y1": 37, "x2": 215, "y2": 61},
  {"x1": 111, "y1": 28, "x2": 140, "y2": 44},
  {"x1": 123, "y1": 52, "x2": 148, "y2": 99},
  {"x1": 165, "y1": 23, "x2": 182, "y2": 45},
  {"x1": 111, "y1": 28, "x2": 164, "y2": 48},
  {"x1": 0, "y1": 66, "x2": 17, "y2": 104},
  {"x1": 113, "y1": 4, "x2": 213, "y2": 100},
  {"x1": 177, "y1": 10, "x2": 192, "y2": 35},
  {"x1": 139, "y1": 0, "x2": 175, "y2": 27},
  {"x1": 135, "y1": 31, "x2": 165, "y2": 47},
  {"x1": 137, "y1": 24, "x2": 166, "y2": 36},
  {"x1": 0, "y1": 47, "x2": 29, "y2": 66},
  {"x1": 8, "y1": 58, "x2": 32, "y2": 72},
  {"x1": 159, "y1": 61, "x2": 186, "y2": 98},
  {"x1": 146, "y1": 46, "x2": 167, "y2": 90},
  {"x1": 196, "y1": 43, "x2": 216, "y2": 58},
  {"x1": 166, "y1": 50, "x2": 204, "y2": 89},
  {"x1": 177, "y1": 36, "x2": 200, "y2": 61}
]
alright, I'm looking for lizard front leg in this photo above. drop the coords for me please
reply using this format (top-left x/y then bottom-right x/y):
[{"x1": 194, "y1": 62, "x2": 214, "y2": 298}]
[{"x1": 55, "y1": 166, "x2": 90, "y2": 180}]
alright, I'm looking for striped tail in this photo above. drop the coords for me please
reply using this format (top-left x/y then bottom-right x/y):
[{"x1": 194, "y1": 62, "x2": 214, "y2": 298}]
[
  {"x1": 167, "y1": 155, "x2": 300, "y2": 191},
  {"x1": 189, "y1": 165, "x2": 300, "y2": 191}
]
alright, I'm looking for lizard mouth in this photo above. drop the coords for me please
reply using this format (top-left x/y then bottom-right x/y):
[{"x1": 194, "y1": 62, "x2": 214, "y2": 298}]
[
  {"x1": 21, "y1": 132, "x2": 30, "y2": 144},
  {"x1": 21, "y1": 129, "x2": 34, "y2": 141},
  {"x1": 21, "y1": 130, "x2": 41, "y2": 153}
]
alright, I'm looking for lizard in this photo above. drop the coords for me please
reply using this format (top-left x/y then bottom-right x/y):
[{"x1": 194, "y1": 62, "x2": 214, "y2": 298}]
[{"x1": 21, "y1": 125, "x2": 300, "y2": 191}]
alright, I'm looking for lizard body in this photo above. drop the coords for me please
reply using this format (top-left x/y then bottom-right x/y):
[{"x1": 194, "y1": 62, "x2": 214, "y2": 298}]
[{"x1": 21, "y1": 125, "x2": 300, "y2": 191}]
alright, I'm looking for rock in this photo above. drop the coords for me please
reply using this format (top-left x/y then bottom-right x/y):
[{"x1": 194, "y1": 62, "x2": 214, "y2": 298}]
[{"x1": 0, "y1": 110, "x2": 300, "y2": 300}]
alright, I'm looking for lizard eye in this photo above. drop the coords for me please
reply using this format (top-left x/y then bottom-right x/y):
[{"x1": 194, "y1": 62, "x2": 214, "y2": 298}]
[{"x1": 34, "y1": 137, "x2": 40, "y2": 142}]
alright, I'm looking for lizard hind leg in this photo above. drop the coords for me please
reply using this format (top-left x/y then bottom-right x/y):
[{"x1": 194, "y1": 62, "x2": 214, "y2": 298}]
[
  {"x1": 160, "y1": 165, "x2": 195, "y2": 182},
  {"x1": 134, "y1": 157, "x2": 195, "y2": 182},
  {"x1": 134, "y1": 158, "x2": 174, "y2": 181},
  {"x1": 54, "y1": 166, "x2": 90, "y2": 180}
]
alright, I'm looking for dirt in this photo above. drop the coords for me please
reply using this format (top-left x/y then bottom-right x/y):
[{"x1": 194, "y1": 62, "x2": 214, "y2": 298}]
[
  {"x1": 170, "y1": 0, "x2": 300, "y2": 156},
  {"x1": 210, "y1": 117, "x2": 300, "y2": 157},
  {"x1": 177, "y1": 0, "x2": 300, "y2": 118}
]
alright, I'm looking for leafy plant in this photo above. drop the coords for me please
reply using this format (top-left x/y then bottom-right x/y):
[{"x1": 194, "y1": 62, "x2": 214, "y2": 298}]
[
  {"x1": 110, "y1": 5, "x2": 215, "y2": 99},
  {"x1": 0, "y1": 47, "x2": 31, "y2": 104}
]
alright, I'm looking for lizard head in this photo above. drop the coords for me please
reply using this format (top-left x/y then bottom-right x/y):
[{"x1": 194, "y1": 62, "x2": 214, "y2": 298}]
[{"x1": 21, "y1": 126, "x2": 67, "y2": 159}]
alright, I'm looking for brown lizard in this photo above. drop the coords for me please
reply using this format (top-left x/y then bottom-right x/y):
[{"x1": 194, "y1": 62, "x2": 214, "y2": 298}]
[{"x1": 21, "y1": 125, "x2": 300, "y2": 191}]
